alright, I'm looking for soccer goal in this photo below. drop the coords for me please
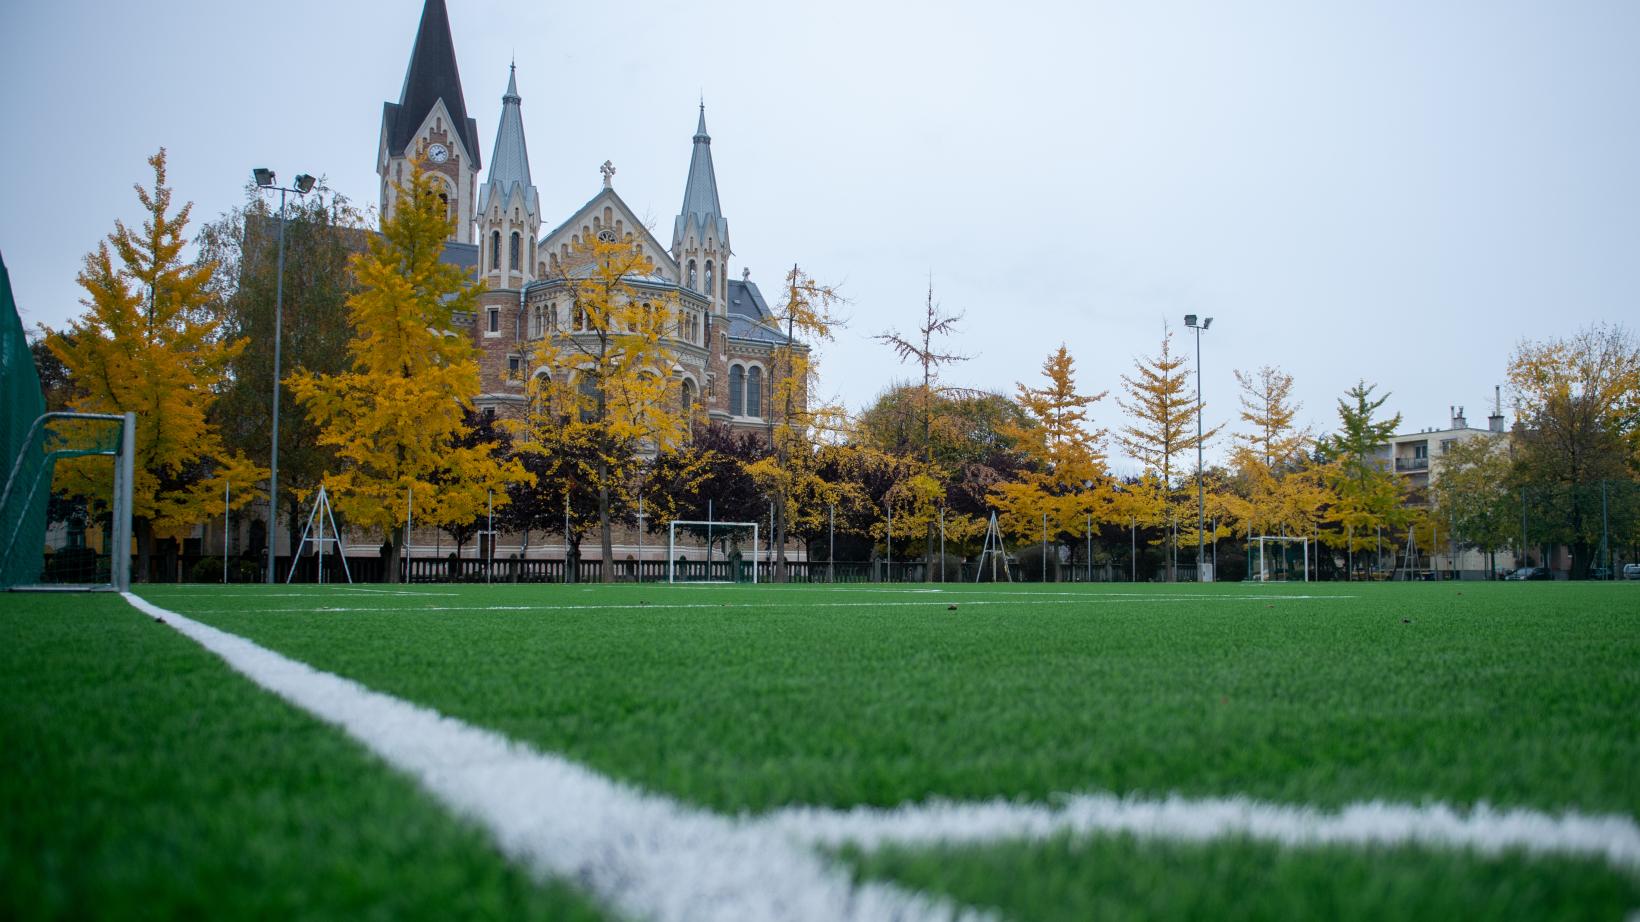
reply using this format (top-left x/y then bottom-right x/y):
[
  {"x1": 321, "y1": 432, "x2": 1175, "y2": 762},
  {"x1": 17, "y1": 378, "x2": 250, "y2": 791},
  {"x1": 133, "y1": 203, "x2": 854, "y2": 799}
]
[
  {"x1": 1250, "y1": 535, "x2": 1310, "y2": 583},
  {"x1": 667, "y1": 520, "x2": 759, "y2": 584},
  {"x1": 0, "y1": 411, "x2": 136, "y2": 591}
]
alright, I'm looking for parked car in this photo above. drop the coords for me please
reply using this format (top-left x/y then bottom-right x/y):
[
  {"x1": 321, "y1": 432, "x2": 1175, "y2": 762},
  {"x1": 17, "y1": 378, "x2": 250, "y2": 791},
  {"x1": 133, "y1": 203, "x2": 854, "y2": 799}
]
[
  {"x1": 1624, "y1": 563, "x2": 1640, "y2": 580},
  {"x1": 1588, "y1": 567, "x2": 1612, "y2": 580},
  {"x1": 1505, "y1": 566, "x2": 1553, "y2": 581}
]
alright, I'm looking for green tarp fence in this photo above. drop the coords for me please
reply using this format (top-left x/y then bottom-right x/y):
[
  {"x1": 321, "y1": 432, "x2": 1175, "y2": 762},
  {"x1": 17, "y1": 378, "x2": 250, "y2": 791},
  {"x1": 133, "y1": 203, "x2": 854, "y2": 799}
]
[{"x1": 0, "y1": 251, "x2": 50, "y2": 587}]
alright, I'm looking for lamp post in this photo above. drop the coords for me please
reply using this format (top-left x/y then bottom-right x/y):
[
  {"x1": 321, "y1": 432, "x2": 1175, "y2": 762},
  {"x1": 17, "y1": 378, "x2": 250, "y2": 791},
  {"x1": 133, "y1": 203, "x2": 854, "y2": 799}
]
[
  {"x1": 1184, "y1": 314, "x2": 1213, "y2": 582},
  {"x1": 252, "y1": 168, "x2": 316, "y2": 583}
]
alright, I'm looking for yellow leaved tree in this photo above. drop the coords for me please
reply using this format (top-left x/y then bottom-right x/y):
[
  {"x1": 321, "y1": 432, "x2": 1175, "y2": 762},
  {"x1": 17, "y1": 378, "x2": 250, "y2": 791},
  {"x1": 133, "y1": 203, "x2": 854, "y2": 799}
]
[
  {"x1": 286, "y1": 157, "x2": 525, "y2": 582},
  {"x1": 743, "y1": 264, "x2": 844, "y2": 581},
  {"x1": 513, "y1": 226, "x2": 687, "y2": 581},
  {"x1": 46, "y1": 149, "x2": 267, "y2": 579},
  {"x1": 989, "y1": 345, "x2": 1118, "y2": 559},
  {"x1": 1115, "y1": 324, "x2": 1220, "y2": 579},
  {"x1": 1222, "y1": 365, "x2": 1331, "y2": 551}
]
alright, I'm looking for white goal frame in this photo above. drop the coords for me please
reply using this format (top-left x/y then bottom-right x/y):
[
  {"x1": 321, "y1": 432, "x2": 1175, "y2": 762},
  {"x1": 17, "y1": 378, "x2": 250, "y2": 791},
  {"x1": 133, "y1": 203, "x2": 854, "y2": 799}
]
[
  {"x1": 667, "y1": 520, "x2": 759, "y2": 584},
  {"x1": 1251, "y1": 535, "x2": 1310, "y2": 583}
]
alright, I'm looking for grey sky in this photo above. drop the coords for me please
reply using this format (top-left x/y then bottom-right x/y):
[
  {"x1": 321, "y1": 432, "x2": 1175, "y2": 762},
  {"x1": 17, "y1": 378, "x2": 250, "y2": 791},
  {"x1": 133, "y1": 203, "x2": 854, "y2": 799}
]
[{"x1": 3, "y1": 0, "x2": 1635, "y2": 474}]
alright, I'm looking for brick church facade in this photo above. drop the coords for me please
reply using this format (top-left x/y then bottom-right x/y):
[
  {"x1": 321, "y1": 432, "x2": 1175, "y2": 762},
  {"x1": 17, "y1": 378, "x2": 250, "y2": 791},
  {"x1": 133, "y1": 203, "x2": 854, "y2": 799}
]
[{"x1": 378, "y1": 0, "x2": 803, "y2": 435}]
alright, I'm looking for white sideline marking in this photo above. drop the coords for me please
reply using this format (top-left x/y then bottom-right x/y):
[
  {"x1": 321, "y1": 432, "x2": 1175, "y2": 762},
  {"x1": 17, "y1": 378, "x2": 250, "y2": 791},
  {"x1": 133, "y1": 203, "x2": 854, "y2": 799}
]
[
  {"x1": 759, "y1": 794, "x2": 1640, "y2": 876},
  {"x1": 120, "y1": 593, "x2": 985, "y2": 922}
]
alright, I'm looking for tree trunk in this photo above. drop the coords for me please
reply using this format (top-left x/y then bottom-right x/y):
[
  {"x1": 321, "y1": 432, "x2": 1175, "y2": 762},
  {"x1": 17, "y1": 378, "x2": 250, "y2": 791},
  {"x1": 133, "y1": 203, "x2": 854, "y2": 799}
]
[
  {"x1": 598, "y1": 458, "x2": 613, "y2": 583},
  {"x1": 134, "y1": 516, "x2": 152, "y2": 584},
  {"x1": 386, "y1": 529, "x2": 402, "y2": 584}
]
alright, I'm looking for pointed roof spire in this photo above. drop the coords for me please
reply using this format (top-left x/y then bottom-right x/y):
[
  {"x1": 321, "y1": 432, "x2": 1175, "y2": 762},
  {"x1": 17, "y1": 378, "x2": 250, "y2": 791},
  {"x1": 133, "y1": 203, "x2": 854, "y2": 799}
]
[
  {"x1": 387, "y1": 0, "x2": 480, "y2": 167},
  {"x1": 479, "y1": 64, "x2": 536, "y2": 218},
  {"x1": 674, "y1": 102, "x2": 729, "y2": 253}
]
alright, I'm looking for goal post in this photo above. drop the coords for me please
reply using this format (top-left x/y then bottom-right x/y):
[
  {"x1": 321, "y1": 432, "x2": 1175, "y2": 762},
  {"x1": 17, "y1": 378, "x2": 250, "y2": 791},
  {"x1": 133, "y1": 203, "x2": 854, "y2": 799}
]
[
  {"x1": 1250, "y1": 535, "x2": 1310, "y2": 583},
  {"x1": 1, "y1": 411, "x2": 136, "y2": 591},
  {"x1": 666, "y1": 520, "x2": 759, "y2": 584}
]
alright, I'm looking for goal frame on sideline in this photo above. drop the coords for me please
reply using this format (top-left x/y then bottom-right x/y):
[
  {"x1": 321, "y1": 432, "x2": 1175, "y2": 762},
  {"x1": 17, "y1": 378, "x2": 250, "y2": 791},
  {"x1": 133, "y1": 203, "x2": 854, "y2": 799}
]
[
  {"x1": 1250, "y1": 535, "x2": 1310, "y2": 583},
  {"x1": 1, "y1": 411, "x2": 135, "y2": 592},
  {"x1": 666, "y1": 520, "x2": 759, "y2": 584}
]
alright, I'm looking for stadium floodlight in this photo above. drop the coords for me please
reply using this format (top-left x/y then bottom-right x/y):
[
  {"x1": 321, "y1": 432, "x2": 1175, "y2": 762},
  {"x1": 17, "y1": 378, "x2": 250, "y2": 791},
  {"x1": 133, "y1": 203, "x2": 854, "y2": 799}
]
[
  {"x1": 667, "y1": 520, "x2": 759, "y2": 583},
  {"x1": 252, "y1": 165, "x2": 319, "y2": 582},
  {"x1": 1185, "y1": 313, "x2": 1215, "y2": 581}
]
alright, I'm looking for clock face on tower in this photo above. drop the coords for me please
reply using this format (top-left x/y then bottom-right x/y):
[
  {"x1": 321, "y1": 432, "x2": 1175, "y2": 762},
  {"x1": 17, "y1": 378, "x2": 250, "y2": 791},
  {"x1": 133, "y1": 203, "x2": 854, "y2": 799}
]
[{"x1": 427, "y1": 143, "x2": 449, "y2": 164}]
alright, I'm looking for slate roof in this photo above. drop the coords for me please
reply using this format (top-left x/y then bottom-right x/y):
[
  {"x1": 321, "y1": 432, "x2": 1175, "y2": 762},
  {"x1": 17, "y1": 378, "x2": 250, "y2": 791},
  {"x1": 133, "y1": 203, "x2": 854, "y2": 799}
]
[
  {"x1": 477, "y1": 65, "x2": 537, "y2": 217},
  {"x1": 384, "y1": 0, "x2": 481, "y2": 168},
  {"x1": 726, "y1": 279, "x2": 794, "y2": 345},
  {"x1": 672, "y1": 105, "x2": 730, "y2": 252}
]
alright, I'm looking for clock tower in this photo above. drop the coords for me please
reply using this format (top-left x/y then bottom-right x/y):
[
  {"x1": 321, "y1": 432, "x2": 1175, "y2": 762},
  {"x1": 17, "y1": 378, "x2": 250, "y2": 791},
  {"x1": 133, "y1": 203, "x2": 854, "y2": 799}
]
[{"x1": 377, "y1": 0, "x2": 480, "y2": 243}]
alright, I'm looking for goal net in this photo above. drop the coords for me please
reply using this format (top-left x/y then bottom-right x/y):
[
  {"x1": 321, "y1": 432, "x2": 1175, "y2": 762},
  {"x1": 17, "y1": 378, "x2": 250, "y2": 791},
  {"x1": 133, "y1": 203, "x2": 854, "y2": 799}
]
[
  {"x1": 1, "y1": 411, "x2": 136, "y2": 591},
  {"x1": 667, "y1": 520, "x2": 759, "y2": 584},
  {"x1": 1250, "y1": 535, "x2": 1309, "y2": 583}
]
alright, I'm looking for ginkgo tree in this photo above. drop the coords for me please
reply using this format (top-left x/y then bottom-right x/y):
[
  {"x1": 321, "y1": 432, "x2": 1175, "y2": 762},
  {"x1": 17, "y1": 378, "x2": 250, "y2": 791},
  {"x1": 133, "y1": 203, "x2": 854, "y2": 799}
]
[
  {"x1": 1222, "y1": 365, "x2": 1330, "y2": 559},
  {"x1": 1116, "y1": 323, "x2": 1219, "y2": 580},
  {"x1": 1317, "y1": 380, "x2": 1407, "y2": 566},
  {"x1": 287, "y1": 156, "x2": 525, "y2": 582},
  {"x1": 512, "y1": 226, "x2": 688, "y2": 581},
  {"x1": 47, "y1": 149, "x2": 267, "y2": 580},
  {"x1": 743, "y1": 264, "x2": 843, "y2": 581},
  {"x1": 989, "y1": 345, "x2": 1117, "y2": 566}
]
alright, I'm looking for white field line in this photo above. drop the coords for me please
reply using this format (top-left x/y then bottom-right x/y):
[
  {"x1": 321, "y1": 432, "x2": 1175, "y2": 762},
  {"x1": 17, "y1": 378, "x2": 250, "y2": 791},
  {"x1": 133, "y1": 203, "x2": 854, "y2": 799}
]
[
  {"x1": 119, "y1": 593, "x2": 985, "y2": 922},
  {"x1": 166, "y1": 594, "x2": 1350, "y2": 616},
  {"x1": 759, "y1": 794, "x2": 1640, "y2": 876}
]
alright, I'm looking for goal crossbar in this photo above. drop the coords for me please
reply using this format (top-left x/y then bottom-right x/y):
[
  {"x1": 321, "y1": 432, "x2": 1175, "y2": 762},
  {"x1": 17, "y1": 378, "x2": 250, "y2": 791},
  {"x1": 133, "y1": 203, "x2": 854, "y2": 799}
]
[{"x1": 667, "y1": 520, "x2": 759, "y2": 584}]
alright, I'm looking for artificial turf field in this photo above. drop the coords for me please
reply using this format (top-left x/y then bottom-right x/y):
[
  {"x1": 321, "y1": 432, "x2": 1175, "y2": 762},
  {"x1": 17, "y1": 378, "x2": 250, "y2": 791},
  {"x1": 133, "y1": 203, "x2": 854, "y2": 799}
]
[{"x1": 4, "y1": 581, "x2": 1637, "y2": 920}]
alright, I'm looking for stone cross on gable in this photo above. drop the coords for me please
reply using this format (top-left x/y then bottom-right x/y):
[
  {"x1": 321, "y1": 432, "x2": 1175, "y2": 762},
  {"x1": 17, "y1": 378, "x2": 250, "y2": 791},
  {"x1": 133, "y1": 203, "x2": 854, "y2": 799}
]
[{"x1": 600, "y1": 160, "x2": 616, "y2": 188}]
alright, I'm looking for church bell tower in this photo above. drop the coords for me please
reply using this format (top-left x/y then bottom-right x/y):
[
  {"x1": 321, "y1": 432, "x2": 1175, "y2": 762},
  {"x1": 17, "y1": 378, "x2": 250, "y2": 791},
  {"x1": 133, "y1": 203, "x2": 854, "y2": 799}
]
[{"x1": 377, "y1": 0, "x2": 480, "y2": 243}]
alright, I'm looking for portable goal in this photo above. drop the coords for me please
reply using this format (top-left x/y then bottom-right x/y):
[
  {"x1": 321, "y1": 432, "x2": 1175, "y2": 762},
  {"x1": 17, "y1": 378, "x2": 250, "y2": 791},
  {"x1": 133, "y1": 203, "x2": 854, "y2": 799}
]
[
  {"x1": 667, "y1": 520, "x2": 759, "y2": 584},
  {"x1": 1, "y1": 411, "x2": 136, "y2": 591},
  {"x1": 1250, "y1": 535, "x2": 1310, "y2": 583}
]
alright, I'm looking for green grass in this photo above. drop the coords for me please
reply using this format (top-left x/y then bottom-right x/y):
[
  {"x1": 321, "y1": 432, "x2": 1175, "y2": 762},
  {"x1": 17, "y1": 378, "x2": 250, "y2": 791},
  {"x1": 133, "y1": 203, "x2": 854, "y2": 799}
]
[
  {"x1": 844, "y1": 833, "x2": 1640, "y2": 921},
  {"x1": 11, "y1": 581, "x2": 1638, "y2": 920},
  {"x1": 143, "y1": 582, "x2": 1640, "y2": 817},
  {"x1": 0, "y1": 593, "x2": 610, "y2": 921}
]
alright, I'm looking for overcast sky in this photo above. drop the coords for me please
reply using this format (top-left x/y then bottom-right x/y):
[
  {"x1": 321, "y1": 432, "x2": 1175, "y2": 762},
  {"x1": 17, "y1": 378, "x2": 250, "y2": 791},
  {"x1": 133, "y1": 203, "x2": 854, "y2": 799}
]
[{"x1": 3, "y1": 0, "x2": 1635, "y2": 473}]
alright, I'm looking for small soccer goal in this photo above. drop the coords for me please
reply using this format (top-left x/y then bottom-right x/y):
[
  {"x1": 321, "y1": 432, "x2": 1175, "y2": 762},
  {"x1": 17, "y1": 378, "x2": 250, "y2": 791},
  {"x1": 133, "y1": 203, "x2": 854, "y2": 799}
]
[
  {"x1": 1, "y1": 411, "x2": 136, "y2": 592},
  {"x1": 1250, "y1": 535, "x2": 1310, "y2": 583},
  {"x1": 667, "y1": 520, "x2": 759, "y2": 584}
]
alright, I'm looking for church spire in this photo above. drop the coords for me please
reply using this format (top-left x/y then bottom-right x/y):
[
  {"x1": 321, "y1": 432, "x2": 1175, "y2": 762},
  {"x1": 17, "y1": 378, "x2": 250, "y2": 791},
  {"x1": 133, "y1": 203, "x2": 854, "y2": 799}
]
[
  {"x1": 387, "y1": 0, "x2": 480, "y2": 168},
  {"x1": 673, "y1": 103, "x2": 729, "y2": 254},
  {"x1": 481, "y1": 63, "x2": 532, "y2": 202}
]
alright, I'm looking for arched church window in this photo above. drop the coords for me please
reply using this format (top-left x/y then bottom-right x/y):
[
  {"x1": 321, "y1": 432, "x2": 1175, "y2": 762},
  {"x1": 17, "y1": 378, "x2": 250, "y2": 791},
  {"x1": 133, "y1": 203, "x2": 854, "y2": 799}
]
[
  {"x1": 687, "y1": 260, "x2": 698, "y2": 291},
  {"x1": 746, "y1": 366, "x2": 762, "y2": 418},
  {"x1": 728, "y1": 365, "x2": 744, "y2": 416},
  {"x1": 705, "y1": 261, "x2": 714, "y2": 299},
  {"x1": 490, "y1": 231, "x2": 501, "y2": 270},
  {"x1": 681, "y1": 378, "x2": 696, "y2": 410},
  {"x1": 578, "y1": 374, "x2": 602, "y2": 423},
  {"x1": 509, "y1": 232, "x2": 521, "y2": 271}
]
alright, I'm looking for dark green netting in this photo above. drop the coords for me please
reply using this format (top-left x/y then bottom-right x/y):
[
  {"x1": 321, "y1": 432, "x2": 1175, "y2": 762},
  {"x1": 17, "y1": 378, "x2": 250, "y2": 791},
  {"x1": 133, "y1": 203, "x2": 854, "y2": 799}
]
[{"x1": 0, "y1": 252, "x2": 50, "y2": 587}]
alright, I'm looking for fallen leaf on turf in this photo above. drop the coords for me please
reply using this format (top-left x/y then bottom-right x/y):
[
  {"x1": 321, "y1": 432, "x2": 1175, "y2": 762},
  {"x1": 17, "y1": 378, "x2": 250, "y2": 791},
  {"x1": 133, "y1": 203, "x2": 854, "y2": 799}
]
[{"x1": 948, "y1": 604, "x2": 958, "y2": 611}]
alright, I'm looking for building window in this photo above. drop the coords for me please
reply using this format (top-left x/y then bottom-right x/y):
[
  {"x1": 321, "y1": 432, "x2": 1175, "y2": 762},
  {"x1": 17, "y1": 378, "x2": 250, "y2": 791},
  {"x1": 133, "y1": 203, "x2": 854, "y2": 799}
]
[
  {"x1": 487, "y1": 308, "x2": 499, "y2": 333},
  {"x1": 746, "y1": 366, "x2": 762, "y2": 417},
  {"x1": 704, "y1": 261, "x2": 714, "y2": 299},
  {"x1": 1414, "y1": 444, "x2": 1428, "y2": 460},
  {"x1": 529, "y1": 305, "x2": 542, "y2": 338},
  {"x1": 547, "y1": 303, "x2": 558, "y2": 331},
  {"x1": 578, "y1": 375, "x2": 601, "y2": 423},
  {"x1": 681, "y1": 378, "x2": 696, "y2": 409},
  {"x1": 507, "y1": 354, "x2": 521, "y2": 379},
  {"x1": 706, "y1": 374, "x2": 715, "y2": 397},
  {"x1": 509, "y1": 232, "x2": 521, "y2": 271},
  {"x1": 1440, "y1": 439, "x2": 1456, "y2": 453},
  {"x1": 490, "y1": 231, "x2": 501, "y2": 270},
  {"x1": 729, "y1": 365, "x2": 744, "y2": 416},
  {"x1": 687, "y1": 260, "x2": 698, "y2": 290}
]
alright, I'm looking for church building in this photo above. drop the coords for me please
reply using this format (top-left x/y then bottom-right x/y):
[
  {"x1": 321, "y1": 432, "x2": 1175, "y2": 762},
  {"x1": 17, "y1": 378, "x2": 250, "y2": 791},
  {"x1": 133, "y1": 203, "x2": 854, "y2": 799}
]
[{"x1": 377, "y1": 0, "x2": 802, "y2": 435}]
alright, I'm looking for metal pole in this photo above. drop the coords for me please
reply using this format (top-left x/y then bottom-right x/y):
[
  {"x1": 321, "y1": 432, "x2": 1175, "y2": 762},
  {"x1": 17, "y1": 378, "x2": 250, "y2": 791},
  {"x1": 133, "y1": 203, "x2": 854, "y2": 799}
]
[
  {"x1": 1521, "y1": 486, "x2": 1528, "y2": 567},
  {"x1": 1041, "y1": 512, "x2": 1048, "y2": 583},
  {"x1": 266, "y1": 187, "x2": 288, "y2": 584},
  {"x1": 939, "y1": 507, "x2": 946, "y2": 582},
  {"x1": 636, "y1": 495, "x2": 645, "y2": 584},
  {"x1": 1130, "y1": 517, "x2": 1136, "y2": 583},
  {"x1": 1601, "y1": 480, "x2": 1609, "y2": 579},
  {"x1": 1086, "y1": 513, "x2": 1092, "y2": 583},
  {"x1": 224, "y1": 479, "x2": 230, "y2": 585},
  {"x1": 828, "y1": 503, "x2": 835, "y2": 584},
  {"x1": 1193, "y1": 324, "x2": 1206, "y2": 582},
  {"x1": 886, "y1": 501, "x2": 893, "y2": 582},
  {"x1": 486, "y1": 489, "x2": 494, "y2": 585}
]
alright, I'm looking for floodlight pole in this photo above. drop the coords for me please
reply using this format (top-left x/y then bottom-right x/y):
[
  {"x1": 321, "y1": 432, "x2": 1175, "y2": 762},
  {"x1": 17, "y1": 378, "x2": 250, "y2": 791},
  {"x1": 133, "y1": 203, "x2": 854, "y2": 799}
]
[
  {"x1": 253, "y1": 169, "x2": 316, "y2": 584},
  {"x1": 1184, "y1": 314, "x2": 1212, "y2": 582}
]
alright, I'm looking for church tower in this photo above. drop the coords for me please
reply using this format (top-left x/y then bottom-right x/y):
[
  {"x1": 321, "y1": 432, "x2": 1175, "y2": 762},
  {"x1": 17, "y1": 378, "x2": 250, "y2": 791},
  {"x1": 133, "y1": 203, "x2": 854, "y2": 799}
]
[
  {"x1": 672, "y1": 104, "x2": 731, "y2": 316},
  {"x1": 477, "y1": 65, "x2": 541, "y2": 289},
  {"x1": 377, "y1": 0, "x2": 481, "y2": 244}
]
